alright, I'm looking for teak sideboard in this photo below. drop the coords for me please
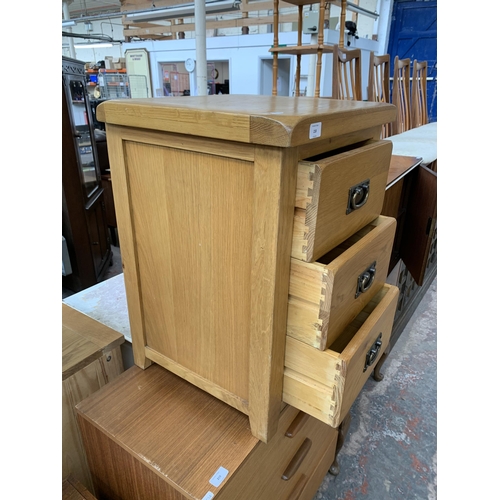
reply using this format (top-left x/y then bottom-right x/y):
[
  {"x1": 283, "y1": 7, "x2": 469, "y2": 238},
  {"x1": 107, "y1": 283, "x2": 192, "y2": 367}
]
[{"x1": 96, "y1": 95, "x2": 397, "y2": 443}]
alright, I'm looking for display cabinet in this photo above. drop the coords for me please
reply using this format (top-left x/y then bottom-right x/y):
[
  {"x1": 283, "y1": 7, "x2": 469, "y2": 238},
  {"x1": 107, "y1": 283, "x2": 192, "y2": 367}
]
[{"x1": 62, "y1": 56, "x2": 111, "y2": 292}]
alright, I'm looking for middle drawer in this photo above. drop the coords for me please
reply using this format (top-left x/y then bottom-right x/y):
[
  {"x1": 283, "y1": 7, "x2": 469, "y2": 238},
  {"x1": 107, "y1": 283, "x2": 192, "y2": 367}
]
[{"x1": 287, "y1": 215, "x2": 396, "y2": 351}]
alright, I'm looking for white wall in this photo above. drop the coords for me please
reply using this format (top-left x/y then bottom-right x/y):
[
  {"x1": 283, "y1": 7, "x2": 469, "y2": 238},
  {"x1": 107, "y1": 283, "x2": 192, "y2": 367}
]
[
  {"x1": 62, "y1": 2, "x2": 392, "y2": 98},
  {"x1": 124, "y1": 32, "x2": 311, "y2": 97},
  {"x1": 119, "y1": 27, "x2": 379, "y2": 99}
]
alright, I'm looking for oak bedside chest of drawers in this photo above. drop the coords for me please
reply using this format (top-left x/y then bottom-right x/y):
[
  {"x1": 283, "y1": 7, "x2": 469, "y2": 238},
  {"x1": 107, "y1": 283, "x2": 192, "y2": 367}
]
[{"x1": 96, "y1": 95, "x2": 397, "y2": 443}]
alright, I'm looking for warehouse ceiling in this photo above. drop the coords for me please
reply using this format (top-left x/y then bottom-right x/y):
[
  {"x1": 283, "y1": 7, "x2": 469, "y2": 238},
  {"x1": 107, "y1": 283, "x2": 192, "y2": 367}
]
[{"x1": 64, "y1": 0, "x2": 122, "y2": 18}]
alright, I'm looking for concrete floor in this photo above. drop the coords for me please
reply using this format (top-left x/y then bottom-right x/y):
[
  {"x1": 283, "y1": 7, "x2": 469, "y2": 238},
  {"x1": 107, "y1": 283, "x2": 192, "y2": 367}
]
[
  {"x1": 314, "y1": 278, "x2": 437, "y2": 500},
  {"x1": 63, "y1": 247, "x2": 437, "y2": 500}
]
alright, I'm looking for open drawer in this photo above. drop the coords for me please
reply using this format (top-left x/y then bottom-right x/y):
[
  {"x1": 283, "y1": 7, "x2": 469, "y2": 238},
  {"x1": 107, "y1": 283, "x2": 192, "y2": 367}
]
[
  {"x1": 292, "y1": 140, "x2": 393, "y2": 262},
  {"x1": 283, "y1": 284, "x2": 399, "y2": 428},
  {"x1": 287, "y1": 215, "x2": 396, "y2": 350}
]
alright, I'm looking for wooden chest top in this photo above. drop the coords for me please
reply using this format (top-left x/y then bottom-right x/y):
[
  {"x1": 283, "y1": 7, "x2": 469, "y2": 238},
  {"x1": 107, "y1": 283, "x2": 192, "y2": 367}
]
[
  {"x1": 62, "y1": 303, "x2": 124, "y2": 381},
  {"x1": 96, "y1": 95, "x2": 396, "y2": 147}
]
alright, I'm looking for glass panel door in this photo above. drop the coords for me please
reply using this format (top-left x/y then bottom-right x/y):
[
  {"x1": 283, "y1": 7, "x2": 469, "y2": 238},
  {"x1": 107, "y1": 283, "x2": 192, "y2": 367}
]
[{"x1": 68, "y1": 78, "x2": 99, "y2": 198}]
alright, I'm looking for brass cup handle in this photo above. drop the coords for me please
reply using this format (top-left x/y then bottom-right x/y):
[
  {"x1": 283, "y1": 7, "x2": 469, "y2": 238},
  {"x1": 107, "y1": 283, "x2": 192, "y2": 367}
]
[
  {"x1": 364, "y1": 333, "x2": 383, "y2": 372},
  {"x1": 355, "y1": 262, "x2": 376, "y2": 298}
]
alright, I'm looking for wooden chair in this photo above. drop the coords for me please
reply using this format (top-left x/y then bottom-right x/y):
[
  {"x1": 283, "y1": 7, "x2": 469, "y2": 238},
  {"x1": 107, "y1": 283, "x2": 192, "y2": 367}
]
[
  {"x1": 391, "y1": 56, "x2": 412, "y2": 135},
  {"x1": 367, "y1": 52, "x2": 390, "y2": 138},
  {"x1": 332, "y1": 45, "x2": 362, "y2": 101},
  {"x1": 411, "y1": 59, "x2": 428, "y2": 128}
]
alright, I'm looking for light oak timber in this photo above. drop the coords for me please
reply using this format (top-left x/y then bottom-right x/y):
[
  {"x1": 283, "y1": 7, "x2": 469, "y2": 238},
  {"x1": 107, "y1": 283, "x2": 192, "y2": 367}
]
[
  {"x1": 145, "y1": 346, "x2": 249, "y2": 414},
  {"x1": 283, "y1": 284, "x2": 399, "y2": 428},
  {"x1": 292, "y1": 140, "x2": 393, "y2": 262},
  {"x1": 96, "y1": 96, "x2": 396, "y2": 148},
  {"x1": 98, "y1": 95, "x2": 397, "y2": 442},
  {"x1": 296, "y1": 125, "x2": 382, "y2": 159},
  {"x1": 287, "y1": 216, "x2": 396, "y2": 350},
  {"x1": 104, "y1": 125, "x2": 151, "y2": 369},
  {"x1": 249, "y1": 146, "x2": 298, "y2": 441}
]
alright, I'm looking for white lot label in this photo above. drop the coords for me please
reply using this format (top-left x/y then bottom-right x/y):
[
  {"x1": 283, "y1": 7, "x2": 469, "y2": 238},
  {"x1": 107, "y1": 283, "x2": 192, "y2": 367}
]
[
  {"x1": 209, "y1": 466, "x2": 229, "y2": 487},
  {"x1": 202, "y1": 492, "x2": 215, "y2": 500},
  {"x1": 309, "y1": 122, "x2": 322, "y2": 139}
]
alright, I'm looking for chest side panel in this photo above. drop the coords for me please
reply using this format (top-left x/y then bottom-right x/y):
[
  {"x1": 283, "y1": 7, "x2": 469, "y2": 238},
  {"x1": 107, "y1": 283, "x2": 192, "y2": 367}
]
[{"x1": 125, "y1": 140, "x2": 254, "y2": 400}]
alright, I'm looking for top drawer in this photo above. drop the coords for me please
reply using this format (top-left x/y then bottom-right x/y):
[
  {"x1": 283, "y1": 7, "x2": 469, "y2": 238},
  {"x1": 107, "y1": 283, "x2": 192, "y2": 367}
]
[{"x1": 292, "y1": 140, "x2": 393, "y2": 262}]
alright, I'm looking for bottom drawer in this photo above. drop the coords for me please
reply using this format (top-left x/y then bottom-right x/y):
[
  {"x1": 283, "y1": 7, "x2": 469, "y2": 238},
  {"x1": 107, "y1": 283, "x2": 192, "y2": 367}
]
[
  {"x1": 218, "y1": 406, "x2": 338, "y2": 500},
  {"x1": 296, "y1": 431, "x2": 340, "y2": 500},
  {"x1": 283, "y1": 284, "x2": 399, "y2": 428}
]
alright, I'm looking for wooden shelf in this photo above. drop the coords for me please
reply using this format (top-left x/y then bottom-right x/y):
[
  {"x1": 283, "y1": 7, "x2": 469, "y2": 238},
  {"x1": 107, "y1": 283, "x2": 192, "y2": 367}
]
[{"x1": 269, "y1": 44, "x2": 336, "y2": 56}]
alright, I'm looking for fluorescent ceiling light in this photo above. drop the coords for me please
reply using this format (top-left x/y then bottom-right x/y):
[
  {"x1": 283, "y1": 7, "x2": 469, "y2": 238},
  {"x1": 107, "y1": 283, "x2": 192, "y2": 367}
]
[
  {"x1": 74, "y1": 43, "x2": 113, "y2": 49},
  {"x1": 62, "y1": 20, "x2": 76, "y2": 27},
  {"x1": 125, "y1": 0, "x2": 239, "y2": 22},
  {"x1": 346, "y1": 2, "x2": 379, "y2": 19}
]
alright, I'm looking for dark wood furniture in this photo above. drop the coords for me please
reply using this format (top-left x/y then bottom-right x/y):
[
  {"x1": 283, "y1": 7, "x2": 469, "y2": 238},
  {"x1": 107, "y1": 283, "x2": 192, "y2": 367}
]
[
  {"x1": 62, "y1": 56, "x2": 112, "y2": 292},
  {"x1": 374, "y1": 154, "x2": 437, "y2": 380},
  {"x1": 382, "y1": 155, "x2": 437, "y2": 285},
  {"x1": 94, "y1": 128, "x2": 119, "y2": 246}
]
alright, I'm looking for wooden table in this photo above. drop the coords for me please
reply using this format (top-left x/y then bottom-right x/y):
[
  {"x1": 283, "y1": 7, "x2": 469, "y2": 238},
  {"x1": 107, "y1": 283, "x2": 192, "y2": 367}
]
[{"x1": 386, "y1": 154, "x2": 422, "y2": 188}]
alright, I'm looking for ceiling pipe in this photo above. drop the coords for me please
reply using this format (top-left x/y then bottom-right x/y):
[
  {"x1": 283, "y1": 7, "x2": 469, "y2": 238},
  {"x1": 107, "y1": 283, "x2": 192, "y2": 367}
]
[
  {"x1": 62, "y1": 1, "x2": 76, "y2": 58},
  {"x1": 61, "y1": 1, "x2": 245, "y2": 25}
]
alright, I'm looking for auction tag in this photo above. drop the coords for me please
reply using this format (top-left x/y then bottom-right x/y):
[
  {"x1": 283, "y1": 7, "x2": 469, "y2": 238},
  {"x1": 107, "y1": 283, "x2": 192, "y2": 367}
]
[
  {"x1": 209, "y1": 466, "x2": 229, "y2": 487},
  {"x1": 202, "y1": 492, "x2": 215, "y2": 500},
  {"x1": 309, "y1": 122, "x2": 322, "y2": 139}
]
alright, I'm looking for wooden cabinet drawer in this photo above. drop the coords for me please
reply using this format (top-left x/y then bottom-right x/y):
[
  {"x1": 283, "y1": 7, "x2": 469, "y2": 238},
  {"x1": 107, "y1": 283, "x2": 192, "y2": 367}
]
[
  {"x1": 288, "y1": 216, "x2": 396, "y2": 350},
  {"x1": 218, "y1": 406, "x2": 338, "y2": 500},
  {"x1": 283, "y1": 284, "x2": 399, "y2": 428},
  {"x1": 292, "y1": 140, "x2": 393, "y2": 262}
]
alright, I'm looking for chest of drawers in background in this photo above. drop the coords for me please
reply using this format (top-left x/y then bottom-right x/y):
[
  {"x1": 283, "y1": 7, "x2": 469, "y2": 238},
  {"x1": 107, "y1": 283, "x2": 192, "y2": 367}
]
[
  {"x1": 62, "y1": 304, "x2": 125, "y2": 494},
  {"x1": 96, "y1": 95, "x2": 398, "y2": 444},
  {"x1": 76, "y1": 364, "x2": 339, "y2": 500}
]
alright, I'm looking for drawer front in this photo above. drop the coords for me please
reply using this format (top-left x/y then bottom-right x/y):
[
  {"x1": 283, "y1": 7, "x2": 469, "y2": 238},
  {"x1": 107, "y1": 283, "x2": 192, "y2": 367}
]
[
  {"x1": 288, "y1": 216, "x2": 396, "y2": 350},
  {"x1": 218, "y1": 406, "x2": 337, "y2": 500},
  {"x1": 283, "y1": 284, "x2": 399, "y2": 428},
  {"x1": 292, "y1": 140, "x2": 393, "y2": 262}
]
